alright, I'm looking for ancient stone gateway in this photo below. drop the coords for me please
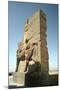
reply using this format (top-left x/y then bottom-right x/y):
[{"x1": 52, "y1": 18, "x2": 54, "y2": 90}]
[{"x1": 13, "y1": 10, "x2": 49, "y2": 86}]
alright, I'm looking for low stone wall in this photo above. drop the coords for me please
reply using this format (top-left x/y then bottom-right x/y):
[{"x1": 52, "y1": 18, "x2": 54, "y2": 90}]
[{"x1": 13, "y1": 72, "x2": 25, "y2": 86}]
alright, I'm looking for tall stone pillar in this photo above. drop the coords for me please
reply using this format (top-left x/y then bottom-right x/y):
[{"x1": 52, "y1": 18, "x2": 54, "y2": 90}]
[
  {"x1": 24, "y1": 10, "x2": 49, "y2": 86},
  {"x1": 24, "y1": 10, "x2": 49, "y2": 74},
  {"x1": 13, "y1": 10, "x2": 49, "y2": 86}
]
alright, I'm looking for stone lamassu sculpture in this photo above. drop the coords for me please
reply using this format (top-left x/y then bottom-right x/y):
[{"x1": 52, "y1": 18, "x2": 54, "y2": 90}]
[
  {"x1": 24, "y1": 42, "x2": 40, "y2": 72},
  {"x1": 15, "y1": 39, "x2": 41, "y2": 73},
  {"x1": 15, "y1": 39, "x2": 28, "y2": 72},
  {"x1": 15, "y1": 47, "x2": 25, "y2": 72}
]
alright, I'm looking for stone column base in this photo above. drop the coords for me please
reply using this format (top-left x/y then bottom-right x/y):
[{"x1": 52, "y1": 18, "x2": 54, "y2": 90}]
[
  {"x1": 13, "y1": 72, "x2": 25, "y2": 86},
  {"x1": 25, "y1": 72, "x2": 49, "y2": 87}
]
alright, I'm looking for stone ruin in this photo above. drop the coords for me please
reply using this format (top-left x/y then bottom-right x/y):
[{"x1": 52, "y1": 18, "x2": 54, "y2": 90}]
[{"x1": 13, "y1": 10, "x2": 49, "y2": 87}]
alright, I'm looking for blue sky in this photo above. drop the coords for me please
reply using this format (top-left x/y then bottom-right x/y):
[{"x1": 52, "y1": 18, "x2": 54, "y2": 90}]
[{"x1": 8, "y1": 1, "x2": 58, "y2": 72}]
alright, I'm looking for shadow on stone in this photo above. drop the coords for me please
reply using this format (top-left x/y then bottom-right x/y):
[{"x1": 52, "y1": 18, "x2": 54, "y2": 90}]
[
  {"x1": 25, "y1": 72, "x2": 50, "y2": 87},
  {"x1": 25, "y1": 63, "x2": 49, "y2": 87}
]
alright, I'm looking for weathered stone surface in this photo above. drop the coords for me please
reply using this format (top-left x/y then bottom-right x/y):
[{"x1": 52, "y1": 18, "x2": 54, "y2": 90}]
[
  {"x1": 13, "y1": 10, "x2": 49, "y2": 86},
  {"x1": 25, "y1": 72, "x2": 49, "y2": 87},
  {"x1": 18, "y1": 61, "x2": 26, "y2": 72},
  {"x1": 13, "y1": 72, "x2": 25, "y2": 85},
  {"x1": 15, "y1": 10, "x2": 48, "y2": 73}
]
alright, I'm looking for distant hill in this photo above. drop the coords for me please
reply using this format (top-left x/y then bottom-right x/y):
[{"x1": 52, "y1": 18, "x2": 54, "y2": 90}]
[{"x1": 49, "y1": 69, "x2": 58, "y2": 75}]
